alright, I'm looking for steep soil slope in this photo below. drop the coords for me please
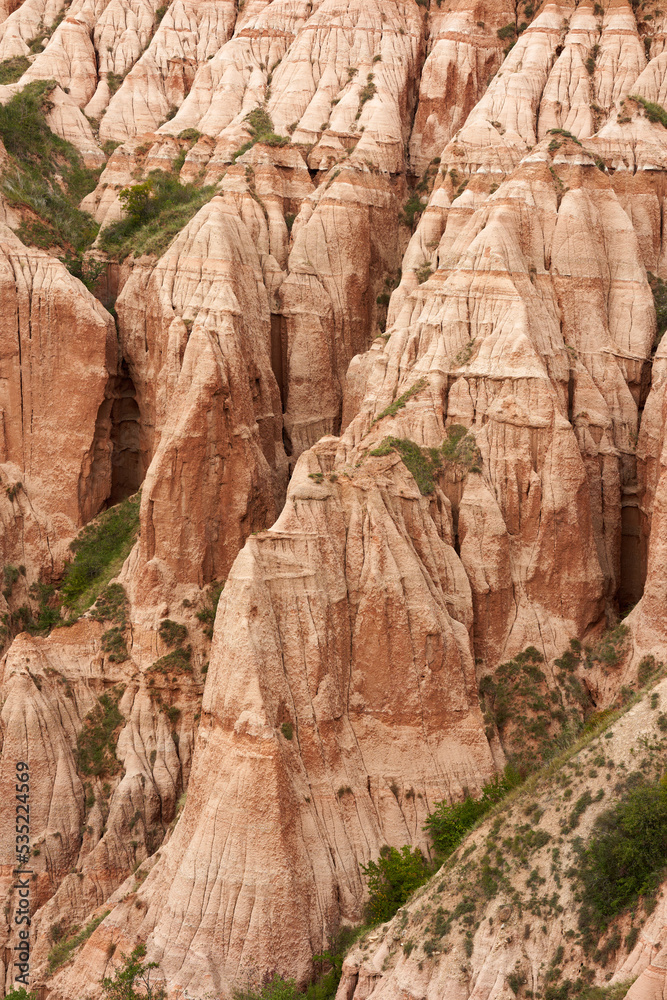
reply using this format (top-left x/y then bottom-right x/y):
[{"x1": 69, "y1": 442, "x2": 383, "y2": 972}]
[{"x1": 0, "y1": 0, "x2": 666, "y2": 997}]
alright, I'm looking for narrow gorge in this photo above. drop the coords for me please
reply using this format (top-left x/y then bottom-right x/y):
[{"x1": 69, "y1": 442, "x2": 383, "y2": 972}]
[{"x1": 0, "y1": 1, "x2": 667, "y2": 999}]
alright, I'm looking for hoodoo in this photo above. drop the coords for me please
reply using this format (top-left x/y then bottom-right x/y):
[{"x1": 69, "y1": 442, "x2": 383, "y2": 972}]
[{"x1": 0, "y1": 1, "x2": 667, "y2": 999}]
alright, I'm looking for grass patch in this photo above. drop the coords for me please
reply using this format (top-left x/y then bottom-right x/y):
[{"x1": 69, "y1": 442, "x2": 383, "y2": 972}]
[
  {"x1": 48, "y1": 911, "x2": 109, "y2": 973},
  {"x1": 479, "y1": 643, "x2": 595, "y2": 761},
  {"x1": 402, "y1": 191, "x2": 423, "y2": 228},
  {"x1": 370, "y1": 437, "x2": 439, "y2": 494},
  {"x1": 149, "y1": 645, "x2": 192, "y2": 675},
  {"x1": 99, "y1": 169, "x2": 215, "y2": 261},
  {"x1": 60, "y1": 493, "x2": 140, "y2": 613},
  {"x1": 101, "y1": 626, "x2": 128, "y2": 662},
  {"x1": 91, "y1": 583, "x2": 128, "y2": 625},
  {"x1": 355, "y1": 73, "x2": 376, "y2": 119},
  {"x1": 0, "y1": 56, "x2": 29, "y2": 84},
  {"x1": 585, "y1": 624, "x2": 630, "y2": 669},
  {"x1": 374, "y1": 377, "x2": 428, "y2": 422},
  {"x1": 77, "y1": 689, "x2": 124, "y2": 778},
  {"x1": 631, "y1": 94, "x2": 667, "y2": 128},
  {"x1": 0, "y1": 81, "x2": 100, "y2": 253},
  {"x1": 370, "y1": 425, "x2": 481, "y2": 495},
  {"x1": 231, "y1": 107, "x2": 289, "y2": 162},
  {"x1": 0, "y1": 582, "x2": 62, "y2": 641},
  {"x1": 548, "y1": 127, "x2": 582, "y2": 146}
]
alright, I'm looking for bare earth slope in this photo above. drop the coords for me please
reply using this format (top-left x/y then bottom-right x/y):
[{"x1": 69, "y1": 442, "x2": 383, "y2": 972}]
[{"x1": 1, "y1": 0, "x2": 667, "y2": 997}]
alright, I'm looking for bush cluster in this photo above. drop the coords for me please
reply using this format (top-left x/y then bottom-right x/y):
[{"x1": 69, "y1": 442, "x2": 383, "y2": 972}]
[
  {"x1": 77, "y1": 690, "x2": 124, "y2": 778},
  {"x1": 424, "y1": 766, "x2": 522, "y2": 862},
  {"x1": 99, "y1": 170, "x2": 214, "y2": 260},
  {"x1": 577, "y1": 775, "x2": 667, "y2": 941},
  {"x1": 360, "y1": 845, "x2": 430, "y2": 924},
  {"x1": 370, "y1": 424, "x2": 481, "y2": 495}
]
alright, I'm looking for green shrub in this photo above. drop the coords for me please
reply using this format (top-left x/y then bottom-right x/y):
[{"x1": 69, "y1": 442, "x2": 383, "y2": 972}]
[
  {"x1": 107, "y1": 71, "x2": 124, "y2": 94},
  {"x1": 99, "y1": 170, "x2": 215, "y2": 261},
  {"x1": 4, "y1": 582, "x2": 62, "y2": 637},
  {"x1": 416, "y1": 262, "x2": 432, "y2": 283},
  {"x1": 374, "y1": 377, "x2": 428, "y2": 422},
  {"x1": 3, "y1": 562, "x2": 18, "y2": 595},
  {"x1": 577, "y1": 775, "x2": 667, "y2": 939},
  {"x1": 179, "y1": 128, "x2": 201, "y2": 142},
  {"x1": 402, "y1": 191, "x2": 423, "y2": 227},
  {"x1": 48, "y1": 911, "x2": 109, "y2": 972},
  {"x1": 91, "y1": 583, "x2": 128, "y2": 625},
  {"x1": 150, "y1": 645, "x2": 192, "y2": 675},
  {"x1": 568, "y1": 789, "x2": 593, "y2": 830},
  {"x1": 100, "y1": 943, "x2": 166, "y2": 1000},
  {"x1": 361, "y1": 844, "x2": 430, "y2": 924},
  {"x1": 0, "y1": 56, "x2": 29, "y2": 84},
  {"x1": 165, "y1": 704, "x2": 180, "y2": 724},
  {"x1": 281, "y1": 721, "x2": 294, "y2": 740},
  {"x1": 479, "y1": 645, "x2": 594, "y2": 763},
  {"x1": 195, "y1": 580, "x2": 224, "y2": 638},
  {"x1": 425, "y1": 766, "x2": 522, "y2": 861},
  {"x1": 586, "y1": 624, "x2": 629, "y2": 668},
  {"x1": 57, "y1": 250, "x2": 106, "y2": 290},
  {"x1": 234, "y1": 976, "x2": 301, "y2": 1000},
  {"x1": 631, "y1": 94, "x2": 667, "y2": 128},
  {"x1": 357, "y1": 74, "x2": 376, "y2": 115},
  {"x1": 77, "y1": 691, "x2": 124, "y2": 778},
  {"x1": 158, "y1": 618, "x2": 188, "y2": 646},
  {"x1": 101, "y1": 626, "x2": 128, "y2": 663},
  {"x1": 230, "y1": 107, "x2": 289, "y2": 162},
  {"x1": 61, "y1": 493, "x2": 140, "y2": 611},
  {"x1": 370, "y1": 425, "x2": 481, "y2": 495},
  {"x1": 497, "y1": 22, "x2": 517, "y2": 39},
  {"x1": 0, "y1": 81, "x2": 100, "y2": 252}
]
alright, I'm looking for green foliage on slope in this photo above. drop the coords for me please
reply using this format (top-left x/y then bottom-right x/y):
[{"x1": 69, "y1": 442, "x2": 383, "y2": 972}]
[
  {"x1": 361, "y1": 845, "x2": 431, "y2": 923},
  {"x1": 99, "y1": 169, "x2": 215, "y2": 260},
  {"x1": 425, "y1": 767, "x2": 523, "y2": 863},
  {"x1": 76, "y1": 689, "x2": 124, "y2": 777},
  {"x1": 61, "y1": 493, "x2": 141, "y2": 611},
  {"x1": 577, "y1": 775, "x2": 667, "y2": 940},
  {"x1": 0, "y1": 81, "x2": 100, "y2": 252},
  {"x1": 370, "y1": 424, "x2": 482, "y2": 495}
]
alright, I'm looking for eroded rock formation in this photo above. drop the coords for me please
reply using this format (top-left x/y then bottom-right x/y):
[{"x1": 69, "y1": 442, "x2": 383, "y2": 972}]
[{"x1": 0, "y1": 0, "x2": 667, "y2": 996}]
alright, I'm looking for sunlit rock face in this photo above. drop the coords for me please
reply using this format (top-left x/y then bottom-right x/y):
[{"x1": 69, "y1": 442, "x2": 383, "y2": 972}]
[{"x1": 0, "y1": 0, "x2": 666, "y2": 996}]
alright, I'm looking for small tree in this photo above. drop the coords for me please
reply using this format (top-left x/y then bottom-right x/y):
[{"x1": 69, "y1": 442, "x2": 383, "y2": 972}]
[
  {"x1": 361, "y1": 845, "x2": 430, "y2": 924},
  {"x1": 101, "y1": 944, "x2": 166, "y2": 1000},
  {"x1": 119, "y1": 181, "x2": 155, "y2": 223},
  {"x1": 5, "y1": 989, "x2": 37, "y2": 1000}
]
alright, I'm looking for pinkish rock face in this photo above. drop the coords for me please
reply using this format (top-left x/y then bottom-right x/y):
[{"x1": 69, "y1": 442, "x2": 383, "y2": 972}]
[{"x1": 0, "y1": 0, "x2": 666, "y2": 997}]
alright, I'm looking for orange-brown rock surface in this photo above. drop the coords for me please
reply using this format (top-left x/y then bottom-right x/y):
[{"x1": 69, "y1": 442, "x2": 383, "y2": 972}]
[{"x1": 1, "y1": 0, "x2": 667, "y2": 997}]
